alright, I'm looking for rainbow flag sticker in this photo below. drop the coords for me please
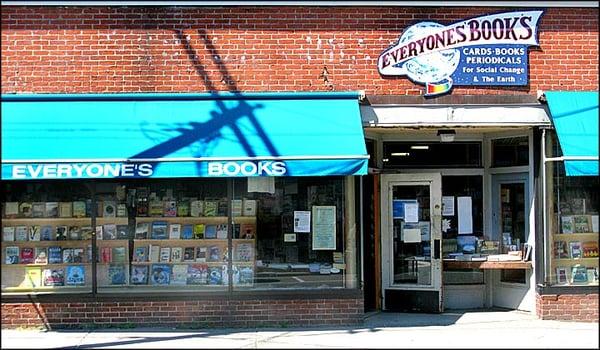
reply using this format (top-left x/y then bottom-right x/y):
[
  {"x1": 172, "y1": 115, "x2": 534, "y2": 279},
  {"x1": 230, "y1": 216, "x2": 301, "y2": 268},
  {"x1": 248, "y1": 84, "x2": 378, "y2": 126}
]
[{"x1": 425, "y1": 78, "x2": 453, "y2": 96}]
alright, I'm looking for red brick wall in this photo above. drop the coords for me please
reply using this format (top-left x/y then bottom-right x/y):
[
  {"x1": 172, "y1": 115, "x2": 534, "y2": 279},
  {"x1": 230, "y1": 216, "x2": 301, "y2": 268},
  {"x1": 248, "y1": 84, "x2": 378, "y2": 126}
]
[
  {"x1": 536, "y1": 294, "x2": 599, "y2": 322},
  {"x1": 1, "y1": 6, "x2": 598, "y2": 95},
  {"x1": 1, "y1": 298, "x2": 364, "y2": 329}
]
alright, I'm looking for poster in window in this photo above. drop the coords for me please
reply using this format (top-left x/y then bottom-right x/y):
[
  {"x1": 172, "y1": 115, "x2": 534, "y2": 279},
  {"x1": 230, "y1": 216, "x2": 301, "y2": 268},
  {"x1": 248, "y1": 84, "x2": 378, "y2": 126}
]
[
  {"x1": 294, "y1": 211, "x2": 311, "y2": 233},
  {"x1": 311, "y1": 206, "x2": 336, "y2": 250},
  {"x1": 404, "y1": 202, "x2": 419, "y2": 223},
  {"x1": 442, "y1": 196, "x2": 455, "y2": 216}
]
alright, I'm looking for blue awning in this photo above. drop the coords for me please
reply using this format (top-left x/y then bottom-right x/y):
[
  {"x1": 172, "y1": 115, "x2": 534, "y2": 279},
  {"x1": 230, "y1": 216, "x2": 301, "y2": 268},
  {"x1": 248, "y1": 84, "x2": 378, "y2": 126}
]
[
  {"x1": 1, "y1": 92, "x2": 369, "y2": 180},
  {"x1": 545, "y1": 91, "x2": 599, "y2": 176}
]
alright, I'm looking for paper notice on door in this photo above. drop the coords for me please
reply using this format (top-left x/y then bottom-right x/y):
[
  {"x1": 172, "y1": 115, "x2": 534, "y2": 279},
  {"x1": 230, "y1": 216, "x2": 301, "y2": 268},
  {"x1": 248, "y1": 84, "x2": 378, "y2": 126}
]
[
  {"x1": 442, "y1": 196, "x2": 455, "y2": 216},
  {"x1": 458, "y1": 196, "x2": 473, "y2": 235},
  {"x1": 404, "y1": 202, "x2": 419, "y2": 223},
  {"x1": 403, "y1": 228, "x2": 421, "y2": 243}
]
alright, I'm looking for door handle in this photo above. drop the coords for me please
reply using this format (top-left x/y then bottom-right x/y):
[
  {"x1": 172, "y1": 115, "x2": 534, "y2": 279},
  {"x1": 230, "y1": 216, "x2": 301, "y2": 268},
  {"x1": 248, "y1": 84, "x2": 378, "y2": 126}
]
[{"x1": 434, "y1": 239, "x2": 441, "y2": 260}]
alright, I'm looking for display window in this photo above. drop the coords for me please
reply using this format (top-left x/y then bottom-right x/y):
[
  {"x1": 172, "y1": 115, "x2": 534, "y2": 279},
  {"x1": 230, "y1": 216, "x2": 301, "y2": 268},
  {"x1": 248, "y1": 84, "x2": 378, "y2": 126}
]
[
  {"x1": 2, "y1": 181, "x2": 94, "y2": 293},
  {"x1": 440, "y1": 175, "x2": 485, "y2": 285},
  {"x1": 545, "y1": 132, "x2": 599, "y2": 287},
  {"x1": 491, "y1": 136, "x2": 529, "y2": 167},
  {"x1": 2, "y1": 177, "x2": 355, "y2": 295},
  {"x1": 232, "y1": 177, "x2": 350, "y2": 290}
]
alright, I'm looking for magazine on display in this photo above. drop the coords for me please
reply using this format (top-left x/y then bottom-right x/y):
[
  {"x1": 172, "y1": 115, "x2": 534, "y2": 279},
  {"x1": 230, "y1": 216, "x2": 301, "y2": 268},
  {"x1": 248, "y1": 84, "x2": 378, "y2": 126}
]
[
  {"x1": 195, "y1": 247, "x2": 207, "y2": 262},
  {"x1": 164, "y1": 201, "x2": 177, "y2": 217},
  {"x1": 34, "y1": 247, "x2": 48, "y2": 264},
  {"x1": 20, "y1": 247, "x2": 35, "y2": 264},
  {"x1": 187, "y1": 264, "x2": 208, "y2": 285},
  {"x1": 19, "y1": 202, "x2": 33, "y2": 218},
  {"x1": 116, "y1": 225, "x2": 129, "y2": 240},
  {"x1": 3, "y1": 226, "x2": 15, "y2": 242},
  {"x1": 43, "y1": 268, "x2": 65, "y2": 286},
  {"x1": 103, "y1": 224, "x2": 117, "y2": 240},
  {"x1": 172, "y1": 264, "x2": 188, "y2": 285},
  {"x1": 59, "y1": 202, "x2": 72, "y2": 218},
  {"x1": 216, "y1": 224, "x2": 228, "y2": 239},
  {"x1": 190, "y1": 200, "x2": 204, "y2": 217},
  {"x1": 108, "y1": 264, "x2": 127, "y2": 285},
  {"x1": 103, "y1": 201, "x2": 117, "y2": 218},
  {"x1": 72, "y1": 201, "x2": 86, "y2": 218},
  {"x1": 15, "y1": 226, "x2": 28, "y2": 242},
  {"x1": 151, "y1": 221, "x2": 168, "y2": 239},
  {"x1": 133, "y1": 246, "x2": 148, "y2": 262},
  {"x1": 159, "y1": 247, "x2": 171, "y2": 262},
  {"x1": 72, "y1": 248, "x2": 85, "y2": 263},
  {"x1": 5, "y1": 246, "x2": 19, "y2": 264},
  {"x1": 181, "y1": 225, "x2": 193, "y2": 239},
  {"x1": 177, "y1": 200, "x2": 190, "y2": 217},
  {"x1": 171, "y1": 247, "x2": 183, "y2": 262},
  {"x1": 131, "y1": 265, "x2": 149, "y2": 285},
  {"x1": 48, "y1": 246, "x2": 62, "y2": 264},
  {"x1": 150, "y1": 264, "x2": 171, "y2": 285},
  {"x1": 40, "y1": 225, "x2": 53, "y2": 241},
  {"x1": 135, "y1": 222, "x2": 150, "y2": 239},
  {"x1": 569, "y1": 241, "x2": 583, "y2": 259},
  {"x1": 183, "y1": 247, "x2": 195, "y2": 262},
  {"x1": 29, "y1": 225, "x2": 41, "y2": 241},
  {"x1": 45, "y1": 202, "x2": 59, "y2": 218},
  {"x1": 65, "y1": 265, "x2": 85, "y2": 286},
  {"x1": 169, "y1": 224, "x2": 181, "y2": 239},
  {"x1": 112, "y1": 247, "x2": 127, "y2": 263},
  {"x1": 204, "y1": 225, "x2": 216, "y2": 239},
  {"x1": 32, "y1": 203, "x2": 45, "y2": 218}
]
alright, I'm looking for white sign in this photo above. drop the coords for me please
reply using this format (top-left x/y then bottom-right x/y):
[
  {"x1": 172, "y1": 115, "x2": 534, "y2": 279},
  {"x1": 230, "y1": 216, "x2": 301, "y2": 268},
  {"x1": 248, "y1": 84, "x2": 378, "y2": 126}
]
[
  {"x1": 442, "y1": 196, "x2": 455, "y2": 216},
  {"x1": 458, "y1": 196, "x2": 473, "y2": 234},
  {"x1": 403, "y1": 228, "x2": 422, "y2": 243},
  {"x1": 404, "y1": 202, "x2": 419, "y2": 223},
  {"x1": 294, "y1": 211, "x2": 311, "y2": 233},
  {"x1": 248, "y1": 176, "x2": 275, "y2": 193},
  {"x1": 312, "y1": 206, "x2": 336, "y2": 250},
  {"x1": 284, "y1": 233, "x2": 297, "y2": 242}
]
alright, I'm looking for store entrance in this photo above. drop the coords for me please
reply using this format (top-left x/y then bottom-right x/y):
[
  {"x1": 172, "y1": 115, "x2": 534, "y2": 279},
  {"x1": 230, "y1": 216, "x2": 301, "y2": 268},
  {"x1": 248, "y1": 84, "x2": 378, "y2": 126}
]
[{"x1": 380, "y1": 173, "x2": 443, "y2": 312}]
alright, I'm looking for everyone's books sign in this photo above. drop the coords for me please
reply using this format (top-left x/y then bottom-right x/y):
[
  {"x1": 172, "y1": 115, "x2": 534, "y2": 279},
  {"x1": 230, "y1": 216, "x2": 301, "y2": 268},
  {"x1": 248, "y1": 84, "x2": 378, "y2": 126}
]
[{"x1": 378, "y1": 11, "x2": 544, "y2": 96}]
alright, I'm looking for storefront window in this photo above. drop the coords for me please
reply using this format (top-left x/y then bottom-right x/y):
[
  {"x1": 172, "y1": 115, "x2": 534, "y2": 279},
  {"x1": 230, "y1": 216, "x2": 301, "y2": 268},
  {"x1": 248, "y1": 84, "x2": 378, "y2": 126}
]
[
  {"x1": 499, "y1": 182, "x2": 527, "y2": 284},
  {"x1": 492, "y1": 136, "x2": 529, "y2": 167},
  {"x1": 545, "y1": 133, "x2": 599, "y2": 287},
  {"x1": 2, "y1": 177, "x2": 355, "y2": 295},
  {"x1": 109, "y1": 179, "x2": 229, "y2": 292},
  {"x1": 2, "y1": 181, "x2": 93, "y2": 294},
  {"x1": 232, "y1": 177, "x2": 348, "y2": 290},
  {"x1": 441, "y1": 176, "x2": 485, "y2": 285}
]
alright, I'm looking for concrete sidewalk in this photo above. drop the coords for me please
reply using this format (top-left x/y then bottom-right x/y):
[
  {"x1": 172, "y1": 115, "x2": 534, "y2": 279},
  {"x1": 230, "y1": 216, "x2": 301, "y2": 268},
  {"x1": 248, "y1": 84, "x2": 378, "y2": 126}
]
[{"x1": 1, "y1": 310, "x2": 598, "y2": 349}]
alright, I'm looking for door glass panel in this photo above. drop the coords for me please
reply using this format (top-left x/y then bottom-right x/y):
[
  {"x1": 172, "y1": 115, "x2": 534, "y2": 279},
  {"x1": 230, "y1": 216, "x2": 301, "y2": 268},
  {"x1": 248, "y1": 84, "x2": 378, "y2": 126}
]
[
  {"x1": 499, "y1": 182, "x2": 526, "y2": 283},
  {"x1": 391, "y1": 184, "x2": 431, "y2": 285}
]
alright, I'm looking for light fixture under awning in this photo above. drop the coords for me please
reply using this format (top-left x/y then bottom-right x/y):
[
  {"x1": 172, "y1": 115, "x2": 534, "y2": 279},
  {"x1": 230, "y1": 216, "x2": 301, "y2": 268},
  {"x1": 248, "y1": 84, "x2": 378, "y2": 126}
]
[
  {"x1": 1, "y1": 92, "x2": 369, "y2": 180},
  {"x1": 545, "y1": 91, "x2": 599, "y2": 176}
]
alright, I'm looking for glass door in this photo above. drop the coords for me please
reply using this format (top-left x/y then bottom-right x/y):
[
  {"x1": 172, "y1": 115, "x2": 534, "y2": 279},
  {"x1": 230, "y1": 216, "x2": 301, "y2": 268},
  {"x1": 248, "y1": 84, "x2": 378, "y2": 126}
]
[
  {"x1": 381, "y1": 173, "x2": 442, "y2": 312},
  {"x1": 491, "y1": 172, "x2": 533, "y2": 311}
]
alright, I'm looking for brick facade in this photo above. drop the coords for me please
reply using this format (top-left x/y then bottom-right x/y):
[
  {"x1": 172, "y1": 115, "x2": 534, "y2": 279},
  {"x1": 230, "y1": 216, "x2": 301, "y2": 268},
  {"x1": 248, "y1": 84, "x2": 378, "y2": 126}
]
[
  {"x1": 1, "y1": 5, "x2": 598, "y2": 326},
  {"x1": 536, "y1": 294, "x2": 599, "y2": 322},
  {"x1": 1, "y1": 297, "x2": 364, "y2": 329},
  {"x1": 1, "y1": 6, "x2": 598, "y2": 95}
]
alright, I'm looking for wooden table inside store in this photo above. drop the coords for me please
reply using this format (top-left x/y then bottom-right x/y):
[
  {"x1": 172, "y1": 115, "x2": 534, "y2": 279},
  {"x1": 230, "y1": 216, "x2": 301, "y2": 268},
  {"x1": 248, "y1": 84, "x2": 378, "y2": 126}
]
[{"x1": 443, "y1": 260, "x2": 532, "y2": 270}]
